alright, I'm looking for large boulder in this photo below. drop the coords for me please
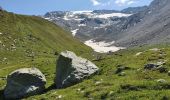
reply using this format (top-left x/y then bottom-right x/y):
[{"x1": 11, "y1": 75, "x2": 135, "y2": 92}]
[
  {"x1": 55, "y1": 51, "x2": 99, "y2": 88},
  {"x1": 4, "y1": 68, "x2": 46, "y2": 99}
]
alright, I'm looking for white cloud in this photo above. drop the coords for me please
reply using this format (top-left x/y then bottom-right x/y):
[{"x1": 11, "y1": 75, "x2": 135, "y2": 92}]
[
  {"x1": 90, "y1": 0, "x2": 101, "y2": 6},
  {"x1": 115, "y1": 0, "x2": 136, "y2": 6}
]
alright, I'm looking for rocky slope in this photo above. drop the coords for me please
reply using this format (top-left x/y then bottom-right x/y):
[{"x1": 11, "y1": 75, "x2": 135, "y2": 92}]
[
  {"x1": 44, "y1": 0, "x2": 170, "y2": 48},
  {"x1": 115, "y1": 0, "x2": 170, "y2": 47}
]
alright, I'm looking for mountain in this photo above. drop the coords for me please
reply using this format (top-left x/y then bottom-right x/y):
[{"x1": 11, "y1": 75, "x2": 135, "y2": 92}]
[
  {"x1": 2, "y1": 0, "x2": 170, "y2": 99},
  {"x1": 115, "y1": 0, "x2": 170, "y2": 47},
  {"x1": 43, "y1": 10, "x2": 132, "y2": 41},
  {"x1": 44, "y1": 0, "x2": 170, "y2": 48}
]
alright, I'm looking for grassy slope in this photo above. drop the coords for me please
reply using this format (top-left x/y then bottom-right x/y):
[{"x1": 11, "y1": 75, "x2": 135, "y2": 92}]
[
  {"x1": 0, "y1": 10, "x2": 92, "y2": 99},
  {"x1": 26, "y1": 44, "x2": 170, "y2": 100},
  {"x1": 1, "y1": 10, "x2": 170, "y2": 100}
]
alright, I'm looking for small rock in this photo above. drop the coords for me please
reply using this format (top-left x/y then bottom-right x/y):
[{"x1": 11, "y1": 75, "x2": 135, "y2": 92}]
[
  {"x1": 2, "y1": 57, "x2": 7, "y2": 62},
  {"x1": 76, "y1": 88, "x2": 81, "y2": 92},
  {"x1": 108, "y1": 91, "x2": 114, "y2": 96},
  {"x1": 56, "y1": 95, "x2": 63, "y2": 99},
  {"x1": 118, "y1": 72, "x2": 126, "y2": 76},
  {"x1": 95, "y1": 81, "x2": 102, "y2": 85},
  {"x1": 149, "y1": 48, "x2": 160, "y2": 51},
  {"x1": 144, "y1": 63, "x2": 159, "y2": 70},
  {"x1": 168, "y1": 71, "x2": 170, "y2": 76},
  {"x1": 157, "y1": 79, "x2": 167, "y2": 83},
  {"x1": 144, "y1": 62, "x2": 167, "y2": 73},
  {"x1": 157, "y1": 66, "x2": 168, "y2": 73},
  {"x1": 121, "y1": 84, "x2": 139, "y2": 91},
  {"x1": 157, "y1": 61, "x2": 166, "y2": 66},
  {"x1": 135, "y1": 52, "x2": 143, "y2": 56},
  {"x1": 4, "y1": 68, "x2": 46, "y2": 99},
  {"x1": 115, "y1": 65, "x2": 130, "y2": 74}
]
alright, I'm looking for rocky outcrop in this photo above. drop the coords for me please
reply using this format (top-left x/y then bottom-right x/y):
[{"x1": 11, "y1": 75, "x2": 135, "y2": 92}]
[
  {"x1": 55, "y1": 51, "x2": 99, "y2": 88},
  {"x1": 4, "y1": 68, "x2": 46, "y2": 99}
]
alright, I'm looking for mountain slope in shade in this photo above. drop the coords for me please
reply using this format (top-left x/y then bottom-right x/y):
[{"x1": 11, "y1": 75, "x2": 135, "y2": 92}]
[{"x1": 115, "y1": 0, "x2": 170, "y2": 47}]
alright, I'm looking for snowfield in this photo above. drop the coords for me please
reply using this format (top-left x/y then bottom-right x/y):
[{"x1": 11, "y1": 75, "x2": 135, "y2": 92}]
[
  {"x1": 71, "y1": 29, "x2": 79, "y2": 36},
  {"x1": 84, "y1": 39, "x2": 125, "y2": 53},
  {"x1": 92, "y1": 13, "x2": 131, "y2": 19},
  {"x1": 46, "y1": 11, "x2": 132, "y2": 21}
]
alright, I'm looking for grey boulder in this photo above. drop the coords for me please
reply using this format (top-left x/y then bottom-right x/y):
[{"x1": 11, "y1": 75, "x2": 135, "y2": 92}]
[
  {"x1": 4, "y1": 68, "x2": 46, "y2": 99},
  {"x1": 55, "y1": 51, "x2": 99, "y2": 88}
]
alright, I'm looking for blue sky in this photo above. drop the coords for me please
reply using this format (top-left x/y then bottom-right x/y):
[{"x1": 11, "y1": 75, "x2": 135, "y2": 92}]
[{"x1": 0, "y1": 0, "x2": 153, "y2": 15}]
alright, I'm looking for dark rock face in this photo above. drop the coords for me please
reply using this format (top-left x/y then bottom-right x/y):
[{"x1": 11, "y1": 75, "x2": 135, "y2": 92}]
[
  {"x1": 55, "y1": 51, "x2": 99, "y2": 88},
  {"x1": 4, "y1": 68, "x2": 46, "y2": 99}
]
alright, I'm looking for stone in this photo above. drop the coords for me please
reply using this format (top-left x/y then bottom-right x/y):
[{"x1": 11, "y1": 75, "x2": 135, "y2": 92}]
[
  {"x1": 55, "y1": 51, "x2": 99, "y2": 88},
  {"x1": 144, "y1": 62, "x2": 167, "y2": 72},
  {"x1": 108, "y1": 91, "x2": 114, "y2": 96},
  {"x1": 157, "y1": 79, "x2": 167, "y2": 83},
  {"x1": 168, "y1": 71, "x2": 170, "y2": 76},
  {"x1": 135, "y1": 52, "x2": 143, "y2": 56},
  {"x1": 144, "y1": 63, "x2": 158, "y2": 70},
  {"x1": 95, "y1": 81, "x2": 102, "y2": 85},
  {"x1": 149, "y1": 48, "x2": 160, "y2": 51},
  {"x1": 157, "y1": 66, "x2": 168, "y2": 73},
  {"x1": 118, "y1": 72, "x2": 126, "y2": 76},
  {"x1": 115, "y1": 65, "x2": 130, "y2": 74},
  {"x1": 144, "y1": 63, "x2": 159, "y2": 70},
  {"x1": 4, "y1": 68, "x2": 46, "y2": 99}
]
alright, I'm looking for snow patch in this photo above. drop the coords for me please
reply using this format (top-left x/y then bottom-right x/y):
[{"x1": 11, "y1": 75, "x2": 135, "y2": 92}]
[
  {"x1": 84, "y1": 39, "x2": 125, "y2": 53},
  {"x1": 93, "y1": 13, "x2": 131, "y2": 19},
  {"x1": 78, "y1": 24, "x2": 86, "y2": 27},
  {"x1": 71, "y1": 29, "x2": 79, "y2": 36},
  {"x1": 63, "y1": 16, "x2": 70, "y2": 20},
  {"x1": 0, "y1": 32, "x2": 3, "y2": 35}
]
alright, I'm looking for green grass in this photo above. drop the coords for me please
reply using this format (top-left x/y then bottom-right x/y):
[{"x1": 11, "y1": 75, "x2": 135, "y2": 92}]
[
  {"x1": 1, "y1": 10, "x2": 170, "y2": 100},
  {"x1": 23, "y1": 44, "x2": 170, "y2": 100},
  {"x1": 0, "y1": 10, "x2": 92, "y2": 99}
]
